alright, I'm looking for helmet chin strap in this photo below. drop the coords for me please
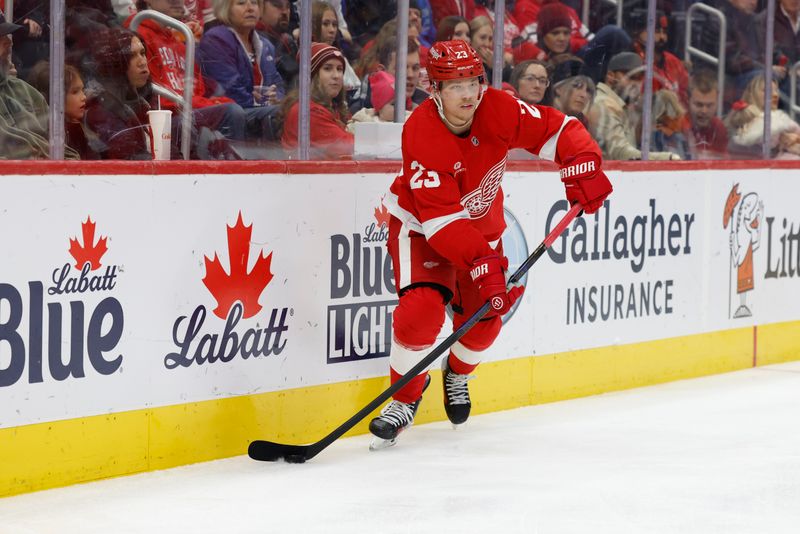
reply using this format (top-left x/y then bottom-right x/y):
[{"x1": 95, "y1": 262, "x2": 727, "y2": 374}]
[{"x1": 432, "y1": 83, "x2": 487, "y2": 132}]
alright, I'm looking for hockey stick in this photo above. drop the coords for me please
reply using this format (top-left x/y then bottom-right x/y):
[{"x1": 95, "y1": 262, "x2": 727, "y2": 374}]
[{"x1": 248, "y1": 202, "x2": 583, "y2": 463}]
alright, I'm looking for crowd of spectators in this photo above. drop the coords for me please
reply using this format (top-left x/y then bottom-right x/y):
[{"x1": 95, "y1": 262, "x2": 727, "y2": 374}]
[{"x1": 2, "y1": 0, "x2": 800, "y2": 161}]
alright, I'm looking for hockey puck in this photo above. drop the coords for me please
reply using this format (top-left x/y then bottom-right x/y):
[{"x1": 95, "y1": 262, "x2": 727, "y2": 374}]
[{"x1": 284, "y1": 454, "x2": 306, "y2": 464}]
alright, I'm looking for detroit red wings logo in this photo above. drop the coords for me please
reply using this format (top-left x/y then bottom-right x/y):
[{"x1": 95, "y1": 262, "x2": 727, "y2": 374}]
[{"x1": 460, "y1": 156, "x2": 507, "y2": 218}]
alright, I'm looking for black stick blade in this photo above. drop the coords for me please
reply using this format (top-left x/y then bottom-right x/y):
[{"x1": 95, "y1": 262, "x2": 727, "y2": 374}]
[{"x1": 248, "y1": 440, "x2": 310, "y2": 463}]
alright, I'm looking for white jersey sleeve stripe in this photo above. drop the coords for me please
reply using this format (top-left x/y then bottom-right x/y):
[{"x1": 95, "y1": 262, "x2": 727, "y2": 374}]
[
  {"x1": 537, "y1": 115, "x2": 575, "y2": 162},
  {"x1": 422, "y1": 209, "x2": 471, "y2": 239},
  {"x1": 383, "y1": 190, "x2": 424, "y2": 234},
  {"x1": 384, "y1": 189, "x2": 470, "y2": 240}
]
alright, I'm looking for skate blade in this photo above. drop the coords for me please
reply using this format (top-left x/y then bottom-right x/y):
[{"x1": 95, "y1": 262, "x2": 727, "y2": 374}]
[{"x1": 369, "y1": 436, "x2": 398, "y2": 451}]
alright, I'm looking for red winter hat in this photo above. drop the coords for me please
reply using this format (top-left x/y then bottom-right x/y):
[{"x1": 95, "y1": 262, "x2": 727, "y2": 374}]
[
  {"x1": 305, "y1": 42, "x2": 346, "y2": 78},
  {"x1": 370, "y1": 70, "x2": 396, "y2": 112},
  {"x1": 537, "y1": 1, "x2": 572, "y2": 40}
]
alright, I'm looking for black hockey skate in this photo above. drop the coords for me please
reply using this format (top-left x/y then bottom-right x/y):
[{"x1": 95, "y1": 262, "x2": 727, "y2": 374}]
[
  {"x1": 369, "y1": 375, "x2": 431, "y2": 450},
  {"x1": 442, "y1": 357, "x2": 473, "y2": 426}
]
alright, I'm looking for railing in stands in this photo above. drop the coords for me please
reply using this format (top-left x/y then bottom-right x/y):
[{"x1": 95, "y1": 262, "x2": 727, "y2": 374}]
[
  {"x1": 583, "y1": 0, "x2": 624, "y2": 29},
  {"x1": 684, "y1": 3, "x2": 726, "y2": 118},
  {"x1": 789, "y1": 61, "x2": 800, "y2": 121},
  {"x1": 129, "y1": 9, "x2": 195, "y2": 160}
]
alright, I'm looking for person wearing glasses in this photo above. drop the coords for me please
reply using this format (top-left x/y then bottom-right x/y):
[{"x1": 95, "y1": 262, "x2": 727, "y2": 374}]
[{"x1": 509, "y1": 59, "x2": 551, "y2": 106}]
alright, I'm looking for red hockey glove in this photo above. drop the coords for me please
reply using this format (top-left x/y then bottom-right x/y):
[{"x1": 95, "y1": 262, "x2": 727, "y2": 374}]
[
  {"x1": 470, "y1": 255, "x2": 520, "y2": 316},
  {"x1": 560, "y1": 153, "x2": 613, "y2": 215}
]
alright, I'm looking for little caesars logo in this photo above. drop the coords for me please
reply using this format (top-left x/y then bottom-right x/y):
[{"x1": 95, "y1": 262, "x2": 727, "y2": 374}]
[
  {"x1": 723, "y1": 184, "x2": 763, "y2": 318},
  {"x1": 722, "y1": 183, "x2": 799, "y2": 319},
  {"x1": 0, "y1": 217, "x2": 123, "y2": 387},
  {"x1": 327, "y1": 202, "x2": 396, "y2": 363}
]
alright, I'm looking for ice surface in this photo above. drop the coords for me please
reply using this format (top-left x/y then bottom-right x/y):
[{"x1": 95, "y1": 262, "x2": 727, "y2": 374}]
[{"x1": 2, "y1": 362, "x2": 799, "y2": 534}]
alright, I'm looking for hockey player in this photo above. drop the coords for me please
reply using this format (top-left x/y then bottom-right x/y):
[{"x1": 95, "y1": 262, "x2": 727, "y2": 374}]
[{"x1": 369, "y1": 40, "x2": 612, "y2": 449}]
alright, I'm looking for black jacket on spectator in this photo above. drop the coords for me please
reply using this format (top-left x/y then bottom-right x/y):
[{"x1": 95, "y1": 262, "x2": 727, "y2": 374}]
[
  {"x1": 344, "y1": 0, "x2": 398, "y2": 46},
  {"x1": 10, "y1": 0, "x2": 49, "y2": 79},
  {"x1": 702, "y1": 0, "x2": 763, "y2": 75},
  {"x1": 85, "y1": 80, "x2": 153, "y2": 160},
  {"x1": 11, "y1": 0, "x2": 119, "y2": 78},
  {"x1": 259, "y1": 26, "x2": 299, "y2": 89},
  {"x1": 756, "y1": 5, "x2": 800, "y2": 67},
  {"x1": 66, "y1": 121, "x2": 101, "y2": 160}
]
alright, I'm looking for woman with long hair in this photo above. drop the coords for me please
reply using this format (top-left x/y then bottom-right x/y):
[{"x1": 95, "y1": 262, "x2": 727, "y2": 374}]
[
  {"x1": 725, "y1": 75, "x2": 800, "y2": 158},
  {"x1": 280, "y1": 42, "x2": 353, "y2": 159},
  {"x1": 550, "y1": 57, "x2": 595, "y2": 128},
  {"x1": 435, "y1": 15, "x2": 470, "y2": 44},
  {"x1": 312, "y1": 0, "x2": 360, "y2": 96},
  {"x1": 85, "y1": 28, "x2": 155, "y2": 159},
  {"x1": 469, "y1": 15, "x2": 511, "y2": 82}
]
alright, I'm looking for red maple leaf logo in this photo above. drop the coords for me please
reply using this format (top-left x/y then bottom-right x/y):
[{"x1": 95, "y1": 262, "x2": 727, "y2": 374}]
[
  {"x1": 69, "y1": 217, "x2": 108, "y2": 271},
  {"x1": 374, "y1": 202, "x2": 391, "y2": 228},
  {"x1": 203, "y1": 212, "x2": 273, "y2": 320}
]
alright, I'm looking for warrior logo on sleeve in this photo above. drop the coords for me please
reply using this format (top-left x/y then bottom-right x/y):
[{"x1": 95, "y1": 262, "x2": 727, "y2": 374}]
[{"x1": 460, "y1": 156, "x2": 507, "y2": 218}]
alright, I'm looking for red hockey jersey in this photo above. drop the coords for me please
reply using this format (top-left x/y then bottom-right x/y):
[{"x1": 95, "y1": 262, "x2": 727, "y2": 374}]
[
  {"x1": 126, "y1": 18, "x2": 234, "y2": 111},
  {"x1": 384, "y1": 87, "x2": 600, "y2": 269}
]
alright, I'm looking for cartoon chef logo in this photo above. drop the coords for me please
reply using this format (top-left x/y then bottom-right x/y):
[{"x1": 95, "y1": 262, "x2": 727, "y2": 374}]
[{"x1": 723, "y1": 184, "x2": 764, "y2": 318}]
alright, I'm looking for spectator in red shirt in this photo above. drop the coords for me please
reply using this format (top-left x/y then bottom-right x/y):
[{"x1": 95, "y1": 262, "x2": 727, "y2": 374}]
[
  {"x1": 514, "y1": 0, "x2": 590, "y2": 54},
  {"x1": 280, "y1": 42, "x2": 353, "y2": 159},
  {"x1": 682, "y1": 70, "x2": 729, "y2": 160},
  {"x1": 429, "y1": 0, "x2": 475, "y2": 28},
  {"x1": 535, "y1": 1, "x2": 572, "y2": 58},
  {"x1": 128, "y1": 0, "x2": 247, "y2": 145},
  {"x1": 628, "y1": 9, "x2": 689, "y2": 104}
]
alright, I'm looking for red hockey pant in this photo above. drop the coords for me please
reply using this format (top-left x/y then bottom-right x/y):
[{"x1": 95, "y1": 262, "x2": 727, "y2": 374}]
[{"x1": 387, "y1": 217, "x2": 503, "y2": 403}]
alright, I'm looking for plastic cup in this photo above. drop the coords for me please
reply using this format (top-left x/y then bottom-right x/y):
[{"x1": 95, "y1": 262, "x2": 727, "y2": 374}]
[{"x1": 147, "y1": 109, "x2": 172, "y2": 160}]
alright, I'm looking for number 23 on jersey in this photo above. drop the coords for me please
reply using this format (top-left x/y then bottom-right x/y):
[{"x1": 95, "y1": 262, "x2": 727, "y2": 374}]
[{"x1": 408, "y1": 160, "x2": 441, "y2": 189}]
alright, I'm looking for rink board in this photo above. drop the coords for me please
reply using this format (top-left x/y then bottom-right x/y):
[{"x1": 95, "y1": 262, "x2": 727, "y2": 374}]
[{"x1": 1, "y1": 160, "x2": 799, "y2": 496}]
